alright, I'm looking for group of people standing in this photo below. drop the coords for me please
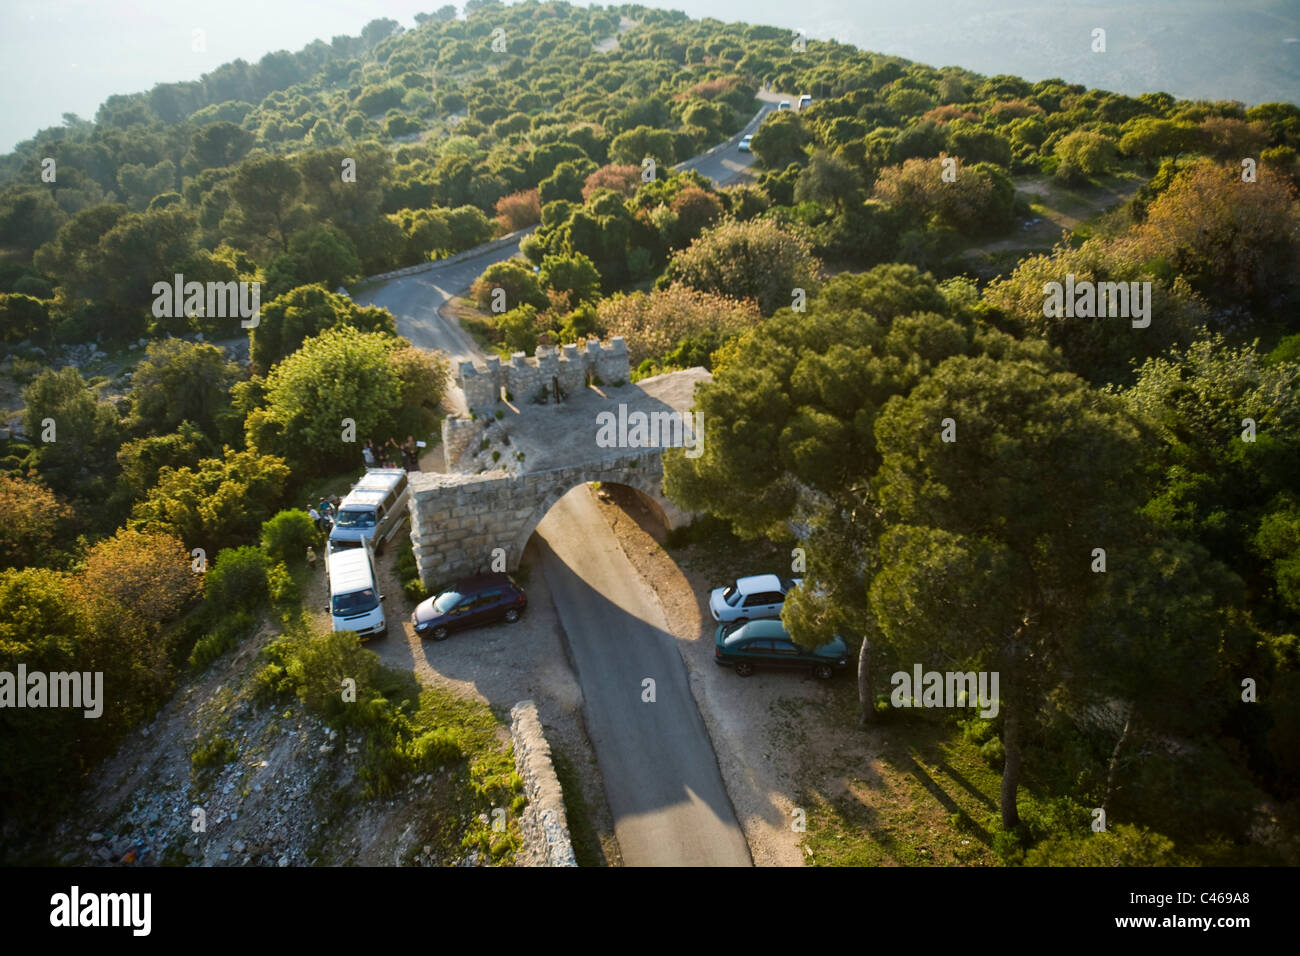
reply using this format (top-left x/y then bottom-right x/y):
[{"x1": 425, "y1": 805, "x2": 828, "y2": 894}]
[
  {"x1": 362, "y1": 435, "x2": 420, "y2": 472},
  {"x1": 305, "y1": 496, "x2": 338, "y2": 571},
  {"x1": 308, "y1": 496, "x2": 338, "y2": 533}
]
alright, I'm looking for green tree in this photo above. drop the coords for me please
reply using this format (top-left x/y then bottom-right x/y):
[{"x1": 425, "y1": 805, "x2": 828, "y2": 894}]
[
  {"x1": 0, "y1": 293, "x2": 53, "y2": 346},
  {"x1": 185, "y1": 121, "x2": 256, "y2": 171},
  {"x1": 131, "y1": 448, "x2": 291, "y2": 552},
  {"x1": 794, "y1": 150, "x2": 864, "y2": 216},
  {"x1": 0, "y1": 188, "x2": 67, "y2": 253},
  {"x1": 751, "y1": 111, "x2": 811, "y2": 169},
  {"x1": 245, "y1": 327, "x2": 405, "y2": 469},
  {"x1": 608, "y1": 126, "x2": 678, "y2": 166},
  {"x1": 983, "y1": 238, "x2": 1208, "y2": 384},
  {"x1": 128, "y1": 339, "x2": 240, "y2": 441},
  {"x1": 113, "y1": 423, "x2": 208, "y2": 512},
  {"x1": 205, "y1": 545, "x2": 270, "y2": 611},
  {"x1": 223, "y1": 153, "x2": 304, "y2": 254},
  {"x1": 873, "y1": 156, "x2": 1015, "y2": 236},
  {"x1": 116, "y1": 160, "x2": 177, "y2": 210},
  {"x1": 539, "y1": 159, "x2": 597, "y2": 206},
  {"x1": 251, "y1": 285, "x2": 395, "y2": 373},
  {"x1": 264, "y1": 225, "x2": 362, "y2": 300},
  {"x1": 1022, "y1": 825, "x2": 1189, "y2": 866},
  {"x1": 471, "y1": 258, "x2": 548, "y2": 312},
  {"x1": 0, "y1": 568, "x2": 92, "y2": 813},
  {"x1": 261, "y1": 508, "x2": 318, "y2": 565},
  {"x1": 22, "y1": 367, "x2": 122, "y2": 500},
  {"x1": 539, "y1": 252, "x2": 601, "y2": 309},
  {"x1": 661, "y1": 218, "x2": 823, "y2": 315},
  {"x1": 1053, "y1": 130, "x2": 1120, "y2": 183},
  {"x1": 869, "y1": 354, "x2": 1148, "y2": 828},
  {"x1": 663, "y1": 265, "x2": 1061, "y2": 724},
  {"x1": 1117, "y1": 117, "x2": 1200, "y2": 165}
]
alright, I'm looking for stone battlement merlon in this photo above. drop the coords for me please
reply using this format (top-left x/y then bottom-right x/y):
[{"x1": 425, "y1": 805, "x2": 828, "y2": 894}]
[{"x1": 457, "y1": 336, "x2": 631, "y2": 416}]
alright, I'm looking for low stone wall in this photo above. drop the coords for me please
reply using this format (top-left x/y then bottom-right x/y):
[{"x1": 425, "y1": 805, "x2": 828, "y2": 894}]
[
  {"x1": 458, "y1": 338, "x2": 630, "y2": 416},
  {"x1": 509, "y1": 700, "x2": 576, "y2": 867}
]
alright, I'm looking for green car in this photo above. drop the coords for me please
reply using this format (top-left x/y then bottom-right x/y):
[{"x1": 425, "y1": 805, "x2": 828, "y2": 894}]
[{"x1": 714, "y1": 619, "x2": 849, "y2": 680}]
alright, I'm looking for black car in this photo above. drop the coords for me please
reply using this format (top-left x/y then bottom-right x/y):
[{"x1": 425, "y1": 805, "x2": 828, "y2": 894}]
[{"x1": 412, "y1": 572, "x2": 527, "y2": 640}]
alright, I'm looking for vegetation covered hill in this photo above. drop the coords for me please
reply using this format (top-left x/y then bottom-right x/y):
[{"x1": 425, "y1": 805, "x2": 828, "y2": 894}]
[{"x1": 2, "y1": 1, "x2": 1299, "y2": 866}]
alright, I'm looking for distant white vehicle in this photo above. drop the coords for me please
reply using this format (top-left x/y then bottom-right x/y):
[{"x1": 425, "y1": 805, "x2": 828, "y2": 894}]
[
  {"x1": 738, "y1": 134, "x2": 753, "y2": 152},
  {"x1": 798, "y1": 93, "x2": 813, "y2": 110},
  {"x1": 778, "y1": 100, "x2": 791, "y2": 111}
]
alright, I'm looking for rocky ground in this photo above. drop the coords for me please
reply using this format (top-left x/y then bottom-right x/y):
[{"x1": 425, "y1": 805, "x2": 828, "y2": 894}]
[{"x1": 32, "y1": 610, "x2": 504, "y2": 868}]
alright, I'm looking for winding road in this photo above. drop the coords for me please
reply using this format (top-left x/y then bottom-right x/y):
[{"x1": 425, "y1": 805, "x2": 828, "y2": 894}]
[
  {"x1": 360, "y1": 93, "x2": 793, "y2": 865},
  {"x1": 353, "y1": 88, "x2": 789, "y2": 356}
]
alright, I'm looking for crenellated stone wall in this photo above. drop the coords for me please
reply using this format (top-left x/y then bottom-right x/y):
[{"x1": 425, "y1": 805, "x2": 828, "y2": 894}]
[{"x1": 458, "y1": 337, "x2": 629, "y2": 415}]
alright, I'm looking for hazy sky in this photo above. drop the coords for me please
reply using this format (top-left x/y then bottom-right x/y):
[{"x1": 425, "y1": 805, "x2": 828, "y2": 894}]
[{"x1": 3, "y1": 0, "x2": 1297, "y2": 154}]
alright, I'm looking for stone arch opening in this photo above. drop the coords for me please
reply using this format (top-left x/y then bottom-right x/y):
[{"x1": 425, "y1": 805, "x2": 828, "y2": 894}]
[{"x1": 505, "y1": 478, "x2": 673, "y2": 572}]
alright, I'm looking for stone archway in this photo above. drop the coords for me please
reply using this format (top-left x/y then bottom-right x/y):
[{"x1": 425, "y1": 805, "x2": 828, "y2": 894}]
[
  {"x1": 409, "y1": 448, "x2": 691, "y2": 588},
  {"x1": 406, "y1": 354, "x2": 708, "y2": 589}
]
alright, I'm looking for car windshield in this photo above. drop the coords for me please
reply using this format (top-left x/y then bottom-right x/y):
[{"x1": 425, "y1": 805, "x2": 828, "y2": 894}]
[
  {"x1": 335, "y1": 509, "x2": 375, "y2": 529},
  {"x1": 332, "y1": 588, "x2": 378, "y2": 616},
  {"x1": 722, "y1": 585, "x2": 740, "y2": 607},
  {"x1": 433, "y1": 590, "x2": 463, "y2": 614}
]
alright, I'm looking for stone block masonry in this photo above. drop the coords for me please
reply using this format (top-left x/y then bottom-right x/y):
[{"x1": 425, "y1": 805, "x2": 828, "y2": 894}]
[
  {"x1": 408, "y1": 448, "x2": 690, "y2": 587},
  {"x1": 458, "y1": 337, "x2": 629, "y2": 415},
  {"x1": 441, "y1": 415, "x2": 487, "y2": 472},
  {"x1": 509, "y1": 699, "x2": 576, "y2": 867},
  {"x1": 410, "y1": 366, "x2": 709, "y2": 586}
]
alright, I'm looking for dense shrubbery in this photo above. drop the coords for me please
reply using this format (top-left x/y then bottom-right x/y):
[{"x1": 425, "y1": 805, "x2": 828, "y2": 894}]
[{"x1": 3, "y1": 1, "x2": 1299, "y2": 866}]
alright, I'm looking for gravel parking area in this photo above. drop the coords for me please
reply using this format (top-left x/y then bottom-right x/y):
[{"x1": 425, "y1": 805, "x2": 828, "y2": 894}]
[{"x1": 351, "y1": 538, "x2": 622, "y2": 865}]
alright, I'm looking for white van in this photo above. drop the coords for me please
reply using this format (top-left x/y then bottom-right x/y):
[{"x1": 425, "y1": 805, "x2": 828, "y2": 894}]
[
  {"x1": 328, "y1": 468, "x2": 409, "y2": 554},
  {"x1": 326, "y1": 543, "x2": 387, "y2": 640},
  {"x1": 798, "y1": 93, "x2": 813, "y2": 110}
]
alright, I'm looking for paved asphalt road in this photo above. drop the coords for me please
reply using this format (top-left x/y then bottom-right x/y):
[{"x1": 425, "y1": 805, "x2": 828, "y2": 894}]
[
  {"x1": 351, "y1": 230, "x2": 534, "y2": 366},
  {"x1": 362, "y1": 89, "x2": 799, "y2": 866},
  {"x1": 354, "y1": 88, "x2": 795, "y2": 357},
  {"x1": 674, "y1": 87, "x2": 787, "y2": 185},
  {"x1": 537, "y1": 486, "x2": 753, "y2": 867}
]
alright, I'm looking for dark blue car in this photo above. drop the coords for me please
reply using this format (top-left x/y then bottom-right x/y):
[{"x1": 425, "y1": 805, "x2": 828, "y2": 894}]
[{"x1": 412, "y1": 572, "x2": 527, "y2": 641}]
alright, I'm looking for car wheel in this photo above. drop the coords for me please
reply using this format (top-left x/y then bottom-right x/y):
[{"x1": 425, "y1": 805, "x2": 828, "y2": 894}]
[
  {"x1": 504, "y1": 608, "x2": 520, "y2": 623},
  {"x1": 812, "y1": 663, "x2": 833, "y2": 680},
  {"x1": 431, "y1": 626, "x2": 449, "y2": 641},
  {"x1": 733, "y1": 661, "x2": 755, "y2": 677}
]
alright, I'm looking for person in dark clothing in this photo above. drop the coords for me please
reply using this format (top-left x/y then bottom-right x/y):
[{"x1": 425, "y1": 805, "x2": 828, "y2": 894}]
[
  {"x1": 381, "y1": 437, "x2": 400, "y2": 469},
  {"x1": 402, "y1": 435, "x2": 419, "y2": 471}
]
